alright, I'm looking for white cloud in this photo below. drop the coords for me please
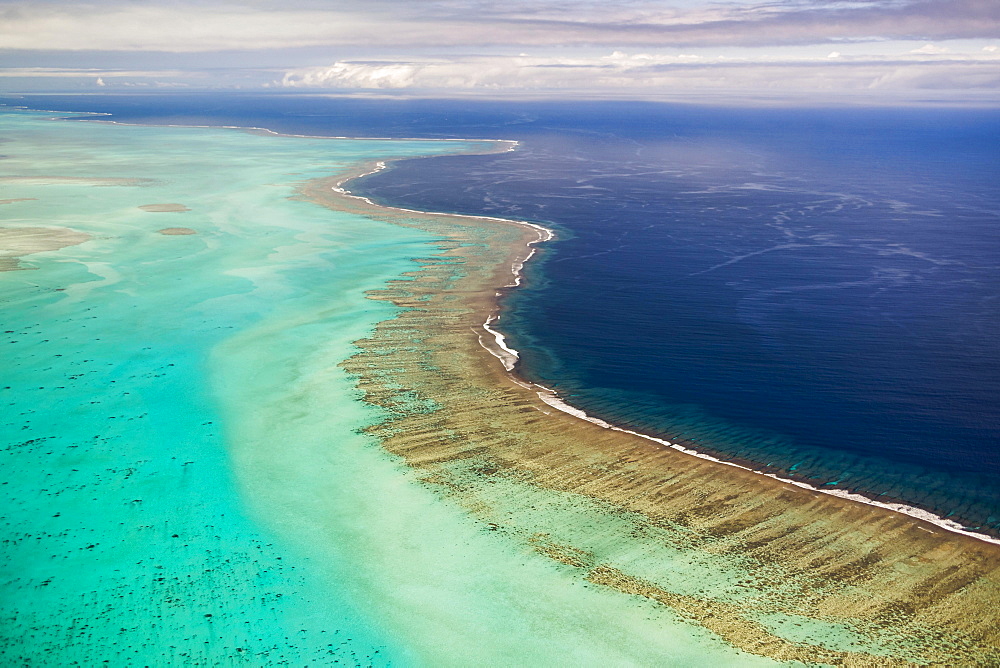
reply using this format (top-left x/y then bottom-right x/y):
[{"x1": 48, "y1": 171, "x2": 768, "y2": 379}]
[
  {"x1": 282, "y1": 53, "x2": 746, "y2": 91},
  {"x1": 1, "y1": 0, "x2": 998, "y2": 52},
  {"x1": 280, "y1": 52, "x2": 1000, "y2": 97},
  {"x1": 3, "y1": 1, "x2": 999, "y2": 100},
  {"x1": 911, "y1": 43, "x2": 951, "y2": 54},
  {"x1": 284, "y1": 62, "x2": 423, "y2": 88}
]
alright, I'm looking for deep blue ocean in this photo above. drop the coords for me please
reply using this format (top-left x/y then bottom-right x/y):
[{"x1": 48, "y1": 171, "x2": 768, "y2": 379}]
[{"x1": 10, "y1": 93, "x2": 999, "y2": 535}]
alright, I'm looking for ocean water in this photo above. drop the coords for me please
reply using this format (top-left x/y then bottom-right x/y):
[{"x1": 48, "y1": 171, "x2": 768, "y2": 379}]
[
  {"x1": 356, "y1": 104, "x2": 1000, "y2": 535},
  {"x1": 9, "y1": 94, "x2": 999, "y2": 534},
  {"x1": 0, "y1": 105, "x2": 785, "y2": 665}
]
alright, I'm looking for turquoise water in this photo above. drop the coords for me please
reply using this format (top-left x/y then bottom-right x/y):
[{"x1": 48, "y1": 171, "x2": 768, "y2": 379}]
[{"x1": 1, "y1": 109, "x2": 782, "y2": 665}]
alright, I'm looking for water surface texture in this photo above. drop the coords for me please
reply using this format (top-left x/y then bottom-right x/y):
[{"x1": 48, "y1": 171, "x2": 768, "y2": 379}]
[
  {"x1": 18, "y1": 94, "x2": 995, "y2": 534},
  {"x1": 1, "y1": 106, "x2": 785, "y2": 665},
  {"x1": 355, "y1": 103, "x2": 1000, "y2": 534}
]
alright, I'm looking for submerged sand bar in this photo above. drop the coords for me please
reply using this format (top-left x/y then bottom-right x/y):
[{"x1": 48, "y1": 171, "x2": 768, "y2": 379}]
[
  {"x1": 302, "y1": 158, "x2": 1000, "y2": 665},
  {"x1": 0, "y1": 226, "x2": 91, "y2": 271},
  {"x1": 140, "y1": 203, "x2": 190, "y2": 212}
]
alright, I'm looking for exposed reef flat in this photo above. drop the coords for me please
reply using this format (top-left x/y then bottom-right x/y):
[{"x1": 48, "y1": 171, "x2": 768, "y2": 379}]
[
  {"x1": 0, "y1": 226, "x2": 91, "y2": 271},
  {"x1": 140, "y1": 203, "x2": 190, "y2": 212},
  {"x1": 156, "y1": 227, "x2": 196, "y2": 235},
  {"x1": 302, "y1": 163, "x2": 1000, "y2": 666}
]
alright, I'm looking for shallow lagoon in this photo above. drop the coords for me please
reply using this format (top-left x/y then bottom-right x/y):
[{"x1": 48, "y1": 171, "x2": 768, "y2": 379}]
[{"x1": 0, "y1": 108, "x2": 782, "y2": 665}]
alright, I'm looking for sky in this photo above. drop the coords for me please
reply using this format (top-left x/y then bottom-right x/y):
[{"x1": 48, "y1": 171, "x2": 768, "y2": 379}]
[{"x1": 1, "y1": 0, "x2": 998, "y2": 104}]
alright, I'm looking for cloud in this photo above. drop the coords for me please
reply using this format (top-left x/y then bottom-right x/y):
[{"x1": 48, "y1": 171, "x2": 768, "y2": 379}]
[
  {"x1": 0, "y1": 0, "x2": 997, "y2": 52},
  {"x1": 3, "y1": 0, "x2": 998, "y2": 101},
  {"x1": 280, "y1": 51, "x2": 1000, "y2": 97},
  {"x1": 284, "y1": 62, "x2": 423, "y2": 88},
  {"x1": 0, "y1": 4, "x2": 401, "y2": 51},
  {"x1": 0, "y1": 67, "x2": 196, "y2": 78},
  {"x1": 911, "y1": 43, "x2": 951, "y2": 54},
  {"x1": 282, "y1": 53, "x2": 725, "y2": 90}
]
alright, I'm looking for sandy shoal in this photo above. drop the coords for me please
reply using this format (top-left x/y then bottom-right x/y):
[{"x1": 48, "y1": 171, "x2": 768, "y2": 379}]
[
  {"x1": 141, "y1": 203, "x2": 190, "y2": 212},
  {"x1": 0, "y1": 226, "x2": 91, "y2": 271}
]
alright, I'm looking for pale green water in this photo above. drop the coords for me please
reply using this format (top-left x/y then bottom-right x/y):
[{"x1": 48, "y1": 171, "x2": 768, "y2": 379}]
[{"x1": 0, "y1": 108, "x2": 784, "y2": 666}]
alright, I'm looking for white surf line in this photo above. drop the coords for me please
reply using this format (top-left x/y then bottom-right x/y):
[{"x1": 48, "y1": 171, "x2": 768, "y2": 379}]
[
  {"x1": 331, "y1": 160, "x2": 553, "y2": 255},
  {"x1": 335, "y1": 158, "x2": 550, "y2": 378},
  {"x1": 11, "y1": 104, "x2": 519, "y2": 149},
  {"x1": 481, "y1": 315, "x2": 520, "y2": 372},
  {"x1": 527, "y1": 379, "x2": 1000, "y2": 546},
  {"x1": 1, "y1": 104, "x2": 115, "y2": 117},
  {"x1": 334, "y1": 155, "x2": 550, "y2": 379}
]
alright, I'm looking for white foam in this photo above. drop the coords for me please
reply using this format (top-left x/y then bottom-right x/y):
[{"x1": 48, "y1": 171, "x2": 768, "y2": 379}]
[
  {"x1": 535, "y1": 390, "x2": 613, "y2": 428},
  {"x1": 523, "y1": 384, "x2": 1000, "y2": 545},
  {"x1": 482, "y1": 315, "x2": 519, "y2": 371}
]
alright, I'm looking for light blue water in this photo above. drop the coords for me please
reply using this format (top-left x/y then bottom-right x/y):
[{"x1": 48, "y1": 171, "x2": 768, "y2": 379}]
[{"x1": 0, "y1": 108, "x2": 458, "y2": 664}]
